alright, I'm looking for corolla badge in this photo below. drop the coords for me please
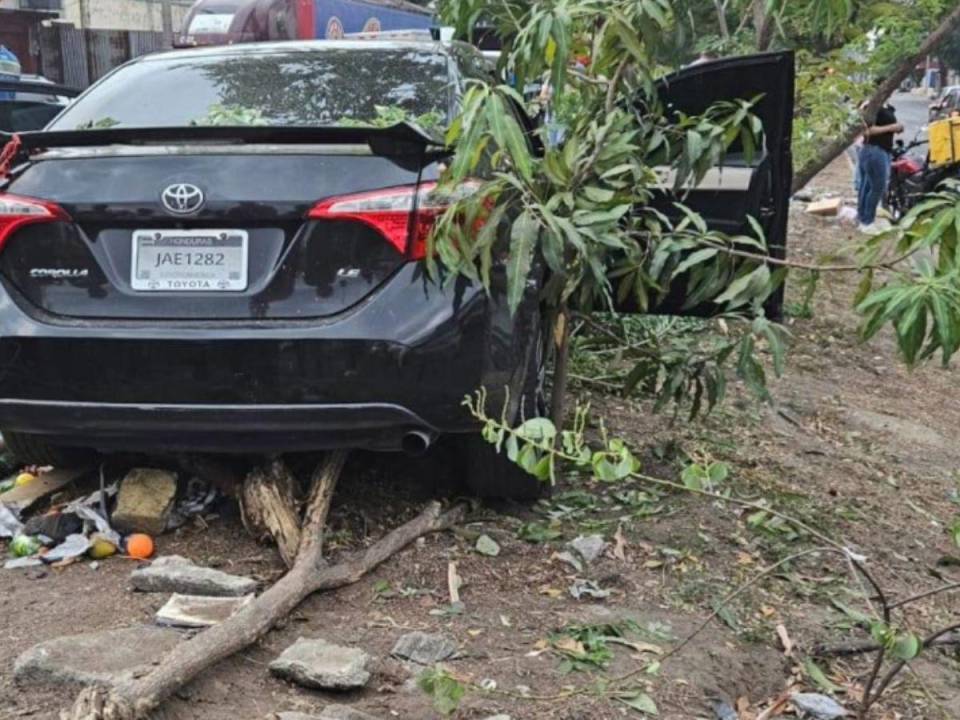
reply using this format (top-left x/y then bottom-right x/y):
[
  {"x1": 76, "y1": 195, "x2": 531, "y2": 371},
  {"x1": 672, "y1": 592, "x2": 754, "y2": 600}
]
[{"x1": 161, "y1": 183, "x2": 205, "y2": 215}]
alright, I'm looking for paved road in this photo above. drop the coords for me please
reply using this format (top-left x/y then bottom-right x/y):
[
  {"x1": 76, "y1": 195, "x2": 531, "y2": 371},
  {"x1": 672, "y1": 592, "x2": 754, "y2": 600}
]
[{"x1": 890, "y1": 91, "x2": 930, "y2": 148}]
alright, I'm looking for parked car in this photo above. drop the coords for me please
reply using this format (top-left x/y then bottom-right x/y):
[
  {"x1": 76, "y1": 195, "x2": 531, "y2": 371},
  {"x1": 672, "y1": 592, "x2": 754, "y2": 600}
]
[
  {"x1": 929, "y1": 84, "x2": 960, "y2": 122},
  {"x1": 0, "y1": 41, "x2": 793, "y2": 498},
  {"x1": 0, "y1": 75, "x2": 77, "y2": 132}
]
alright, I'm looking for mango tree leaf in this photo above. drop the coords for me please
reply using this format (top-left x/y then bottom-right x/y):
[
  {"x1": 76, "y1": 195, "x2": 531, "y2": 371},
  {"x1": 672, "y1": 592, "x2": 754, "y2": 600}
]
[
  {"x1": 507, "y1": 210, "x2": 539, "y2": 314},
  {"x1": 892, "y1": 632, "x2": 921, "y2": 661},
  {"x1": 618, "y1": 691, "x2": 658, "y2": 715}
]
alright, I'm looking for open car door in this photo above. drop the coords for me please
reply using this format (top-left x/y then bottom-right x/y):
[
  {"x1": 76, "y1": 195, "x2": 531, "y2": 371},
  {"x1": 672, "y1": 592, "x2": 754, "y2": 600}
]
[{"x1": 646, "y1": 51, "x2": 794, "y2": 319}]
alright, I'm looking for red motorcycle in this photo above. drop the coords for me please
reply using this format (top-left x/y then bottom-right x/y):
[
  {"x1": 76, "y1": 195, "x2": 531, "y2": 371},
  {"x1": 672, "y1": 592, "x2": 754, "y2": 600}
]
[{"x1": 884, "y1": 137, "x2": 953, "y2": 221}]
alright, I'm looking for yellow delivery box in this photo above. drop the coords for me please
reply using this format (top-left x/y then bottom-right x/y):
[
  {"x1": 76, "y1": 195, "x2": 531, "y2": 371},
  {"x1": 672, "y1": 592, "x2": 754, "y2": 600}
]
[{"x1": 929, "y1": 116, "x2": 960, "y2": 167}]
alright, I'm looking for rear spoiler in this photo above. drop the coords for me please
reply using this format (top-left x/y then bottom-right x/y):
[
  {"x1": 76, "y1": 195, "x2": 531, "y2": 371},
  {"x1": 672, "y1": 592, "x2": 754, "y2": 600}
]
[
  {"x1": 0, "y1": 122, "x2": 447, "y2": 175},
  {"x1": 0, "y1": 80, "x2": 80, "y2": 98}
]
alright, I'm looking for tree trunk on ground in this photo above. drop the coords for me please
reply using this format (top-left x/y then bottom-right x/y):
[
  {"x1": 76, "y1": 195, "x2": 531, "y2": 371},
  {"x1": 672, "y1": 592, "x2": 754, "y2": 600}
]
[
  {"x1": 239, "y1": 458, "x2": 303, "y2": 568},
  {"x1": 792, "y1": 4, "x2": 960, "y2": 193},
  {"x1": 64, "y1": 451, "x2": 466, "y2": 720}
]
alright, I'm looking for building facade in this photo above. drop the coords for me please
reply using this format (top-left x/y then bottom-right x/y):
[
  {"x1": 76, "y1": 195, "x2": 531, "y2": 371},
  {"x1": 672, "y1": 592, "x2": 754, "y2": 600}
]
[{"x1": 60, "y1": 0, "x2": 194, "y2": 32}]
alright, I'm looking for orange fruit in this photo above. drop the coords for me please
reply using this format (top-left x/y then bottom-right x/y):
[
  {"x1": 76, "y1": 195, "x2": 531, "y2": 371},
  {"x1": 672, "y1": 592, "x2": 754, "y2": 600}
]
[{"x1": 126, "y1": 533, "x2": 154, "y2": 559}]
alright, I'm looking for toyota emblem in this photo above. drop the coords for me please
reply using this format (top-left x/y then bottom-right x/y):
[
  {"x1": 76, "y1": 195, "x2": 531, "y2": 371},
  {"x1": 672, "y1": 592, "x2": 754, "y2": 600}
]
[{"x1": 161, "y1": 183, "x2": 205, "y2": 215}]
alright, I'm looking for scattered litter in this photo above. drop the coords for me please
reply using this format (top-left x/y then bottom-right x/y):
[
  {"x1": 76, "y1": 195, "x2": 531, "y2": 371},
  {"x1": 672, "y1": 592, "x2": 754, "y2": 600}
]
[
  {"x1": 24, "y1": 511, "x2": 82, "y2": 544},
  {"x1": 475, "y1": 534, "x2": 500, "y2": 557},
  {"x1": 806, "y1": 197, "x2": 842, "y2": 217},
  {"x1": 10, "y1": 534, "x2": 41, "y2": 558},
  {"x1": 43, "y1": 534, "x2": 91, "y2": 564},
  {"x1": 166, "y1": 477, "x2": 219, "y2": 530},
  {"x1": 15, "y1": 472, "x2": 36, "y2": 487},
  {"x1": 88, "y1": 534, "x2": 118, "y2": 560},
  {"x1": 837, "y1": 206, "x2": 858, "y2": 226},
  {"x1": 0, "y1": 467, "x2": 88, "y2": 512},
  {"x1": 155, "y1": 593, "x2": 254, "y2": 628},
  {"x1": 126, "y1": 533, "x2": 155, "y2": 560},
  {"x1": 4, "y1": 556, "x2": 42, "y2": 569},
  {"x1": 568, "y1": 535, "x2": 607, "y2": 564},
  {"x1": 569, "y1": 579, "x2": 610, "y2": 600},
  {"x1": 0, "y1": 503, "x2": 22, "y2": 538},
  {"x1": 791, "y1": 692, "x2": 848, "y2": 719}
]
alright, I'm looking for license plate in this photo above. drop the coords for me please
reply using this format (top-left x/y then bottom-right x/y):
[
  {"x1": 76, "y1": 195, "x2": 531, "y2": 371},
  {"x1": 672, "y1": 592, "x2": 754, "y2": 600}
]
[{"x1": 131, "y1": 230, "x2": 248, "y2": 292}]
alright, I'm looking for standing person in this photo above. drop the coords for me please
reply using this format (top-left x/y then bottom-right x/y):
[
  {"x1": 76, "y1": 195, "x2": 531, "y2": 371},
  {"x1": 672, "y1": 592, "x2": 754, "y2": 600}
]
[{"x1": 857, "y1": 103, "x2": 904, "y2": 234}]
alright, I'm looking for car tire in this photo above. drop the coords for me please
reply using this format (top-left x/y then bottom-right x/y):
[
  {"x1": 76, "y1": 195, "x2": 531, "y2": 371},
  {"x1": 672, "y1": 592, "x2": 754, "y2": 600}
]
[
  {"x1": 2, "y1": 431, "x2": 94, "y2": 467},
  {"x1": 462, "y1": 309, "x2": 552, "y2": 502}
]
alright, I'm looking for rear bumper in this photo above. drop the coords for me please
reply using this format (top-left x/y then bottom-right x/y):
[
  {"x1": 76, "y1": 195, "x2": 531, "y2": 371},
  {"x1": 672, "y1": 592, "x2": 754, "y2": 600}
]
[
  {"x1": 0, "y1": 399, "x2": 439, "y2": 453},
  {"x1": 0, "y1": 264, "x2": 540, "y2": 453}
]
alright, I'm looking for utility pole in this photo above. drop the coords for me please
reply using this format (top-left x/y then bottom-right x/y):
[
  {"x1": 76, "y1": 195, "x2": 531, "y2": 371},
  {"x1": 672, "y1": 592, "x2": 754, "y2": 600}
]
[{"x1": 161, "y1": 0, "x2": 174, "y2": 47}]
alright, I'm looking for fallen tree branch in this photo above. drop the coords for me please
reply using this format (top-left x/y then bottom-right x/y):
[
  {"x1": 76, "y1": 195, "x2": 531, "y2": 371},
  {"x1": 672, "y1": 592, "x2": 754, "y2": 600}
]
[
  {"x1": 813, "y1": 633, "x2": 960, "y2": 658},
  {"x1": 239, "y1": 458, "x2": 303, "y2": 568},
  {"x1": 63, "y1": 450, "x2": 465, "y2": 720}
]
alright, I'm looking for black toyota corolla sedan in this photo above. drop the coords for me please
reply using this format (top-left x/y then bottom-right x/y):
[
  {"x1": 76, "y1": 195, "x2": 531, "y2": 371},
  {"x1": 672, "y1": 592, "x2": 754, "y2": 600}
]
[{"x1": 0, "y1": 41, "x2": 793, "y2": 498}]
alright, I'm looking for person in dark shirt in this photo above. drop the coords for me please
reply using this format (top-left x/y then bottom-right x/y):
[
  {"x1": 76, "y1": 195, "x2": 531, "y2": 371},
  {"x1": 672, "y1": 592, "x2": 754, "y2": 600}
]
[{"x1": 856, "y1": 103, "x2": 903, "y2": 233}]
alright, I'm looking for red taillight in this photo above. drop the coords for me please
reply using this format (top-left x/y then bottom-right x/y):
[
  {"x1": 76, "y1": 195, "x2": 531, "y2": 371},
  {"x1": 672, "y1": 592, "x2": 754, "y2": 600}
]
[
  {"x1": 308, "y1": 182, "x2": 478, "y2": 260},
  {"x1": 0, "y1": 194, "x2": 69, "y2": 253}
]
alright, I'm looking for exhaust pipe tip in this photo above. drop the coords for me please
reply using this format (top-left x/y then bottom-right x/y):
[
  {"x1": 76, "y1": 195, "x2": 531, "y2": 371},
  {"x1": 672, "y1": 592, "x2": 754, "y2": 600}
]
[{"x1": 401, "y1": 430, "x2": 434, "y2": 457}]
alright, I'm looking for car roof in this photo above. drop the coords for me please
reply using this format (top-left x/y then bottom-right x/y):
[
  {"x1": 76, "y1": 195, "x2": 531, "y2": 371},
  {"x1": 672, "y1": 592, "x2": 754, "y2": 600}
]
[{"x1": 138, "y1": 39, "x2": 450, "y2": 64}]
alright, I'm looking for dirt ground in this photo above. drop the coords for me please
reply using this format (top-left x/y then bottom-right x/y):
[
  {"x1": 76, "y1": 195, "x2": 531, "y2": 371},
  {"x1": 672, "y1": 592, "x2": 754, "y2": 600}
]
[{"x1": 1, "y1": 157, "x2": 958, "y2": 720}]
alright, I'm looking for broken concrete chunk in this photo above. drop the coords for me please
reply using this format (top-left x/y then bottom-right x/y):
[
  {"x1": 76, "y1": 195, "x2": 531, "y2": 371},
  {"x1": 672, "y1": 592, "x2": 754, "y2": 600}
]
[
  {"x1": 155, "y1": 593, "x2": 254, "y2": 628},
  {"x1": 14, "y1": 625, "x2": 181, "y2": 687},
  {"x1": 112, "y1": 468, "x2": 177, "y2": 535},
  {"x1": 269, "y1": 638, "x2": 370, "y2": 691},
  {"x1": 131, "y1": 555, "x2": 257, "y2": 596},
  {"x1": 390, "y1": 631, "x2": 457, "y2": 665},
  {"x1": 567, "y1": 535, "x2": 607, "y2": 564}
]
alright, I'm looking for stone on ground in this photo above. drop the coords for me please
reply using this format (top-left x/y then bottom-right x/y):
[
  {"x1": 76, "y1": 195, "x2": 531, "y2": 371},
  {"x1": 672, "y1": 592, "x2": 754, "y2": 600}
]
[
  {"x1": 568, "y1": 534, "x2": 607, "y2": 564},
  {"x1": 14, "y1": 625, "x2": 181, "y2": 687},
  {"x1": 390, "y1": 631, "x2": 457, "y2": 665},
  {"x1": 269, "y1": 638, "x2": 370, "y2": 690},
  {"x1": 131, "y1": 554, "x2": 257, "y2": 596},
  {"x1": 274, "y1": 708, "x2": 381, "y2": 720},
  {"x1": 112, "y1": 467, "x2": 178, "y2": 535},
  {"x1": 155, "y1": 593, "x2": 254, "y2": 628},
  {"x1": 320, "y1": 706, "x2": 383, "y2": 720}
]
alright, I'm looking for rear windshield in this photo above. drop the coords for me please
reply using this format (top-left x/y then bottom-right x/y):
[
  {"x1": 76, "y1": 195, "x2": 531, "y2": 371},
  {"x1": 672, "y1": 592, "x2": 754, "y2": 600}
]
[{"x1": 49, "y1": 47, "x2": 454, "y2": 130}]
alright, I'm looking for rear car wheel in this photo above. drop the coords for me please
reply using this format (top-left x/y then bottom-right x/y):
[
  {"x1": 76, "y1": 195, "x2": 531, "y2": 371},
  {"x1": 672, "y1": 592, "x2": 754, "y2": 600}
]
[
  {"x1": 2, "y1": 431, "x2": 94, "y2": 467},
  {"x1": 462, "y1": 309, "x2": 551, "y2": 502}
]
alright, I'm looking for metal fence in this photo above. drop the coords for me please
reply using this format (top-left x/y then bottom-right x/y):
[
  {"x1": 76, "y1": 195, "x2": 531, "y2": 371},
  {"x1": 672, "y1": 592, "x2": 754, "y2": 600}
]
[{"x1": 38, "y1": 25, "x2": 167, "y2": 90}]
